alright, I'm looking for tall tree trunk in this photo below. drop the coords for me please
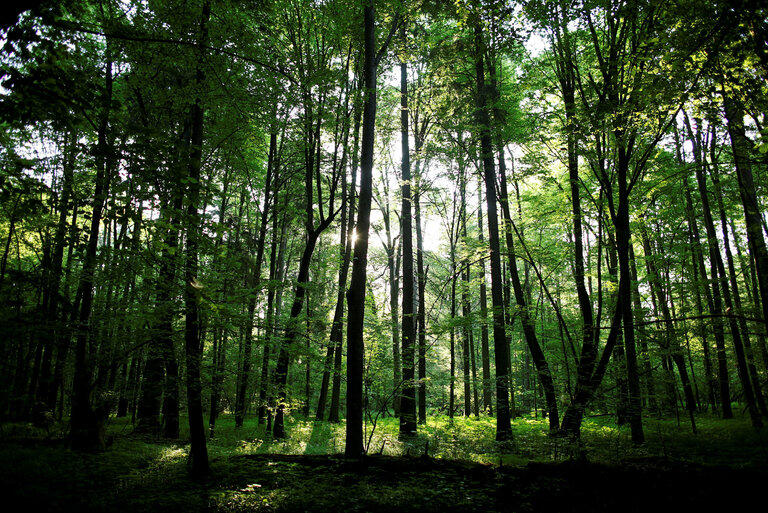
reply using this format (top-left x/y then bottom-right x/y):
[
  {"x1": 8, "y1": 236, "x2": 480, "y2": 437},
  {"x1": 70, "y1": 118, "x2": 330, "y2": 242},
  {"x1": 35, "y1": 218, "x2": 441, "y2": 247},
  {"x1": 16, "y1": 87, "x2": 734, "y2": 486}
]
[
  {"x1": 615, "y1": 146, "x2": 644, "y2": 443},
  {"x1": 258, "y1": 202, "x2": 288, "y2": 425},
  {"x1": 688, "y1": 117, "x2": 760, "y2": 426},
  {"x1": 722, "y1": 94, "x2": 768, "y2": 331},
  {"x1": 273, "y1": 232, "x2": 321, "y2": 438},
  {"x1": 182, "y1": 0, "x2": 211, "y2": 477},
  {"x1": 472, "y1": 14, "x2": 511, "y2": 441},
  {"x1": 736, "y1": 223, "x2": 768, "y2": 378},
  {"x1": 460, "y1": 167, "x2": 472, "y2": 418},
  {"x1": 330, "y1": 97, "x2": 361, "y2": 424},
  {"x1": 272, "y1": 88, "x2": 340, "y2": 438},
  {"x1": 388, "y1": 234, "x2": 400, "y2": 415},
  {"x1": 38, "y1": 132, "x2": 75, "y2": 408},
  {"x1": 684, "y1": 179, "x2": 728, "y2": 415},
  {"x1": 136, "y1": 121, "x2": 189, "y2": 436},
  {"x1": 69, "y1": 41, "x2": 113, "y2": 451},
  {"x1": 630, "y1": 244, "x2": 657, "y2": 414},
  {"x1": 209, "y1": 179, "x2": 236, "y2": 437},
  {"x1": 415, "y1": 168, "x2": 427, "y2": 424},
  {"x1": 498, "y1": 154, "x2": 559, "y2": 433},
  {"x1": 234, "y1": 121, "x2": 276, "y2": 428},
  {"x1": 476, "y1": 177, "x2": 493, "y2": 415},
  {"x1": 317, "y1": 143, "x2": 354, "y2": 420},
  {"x1": 641, "y1": 230, "x2": 697, "y2": 432},
  {"x1": 345, "y1": 0, "x2": 378, "y2": 458},
  {"x1": 610, "y1": 243, "x2": 629, "y2": 426},
  {"x1": 399, "y1": 23, "x2": 417, "y2": 436},
  {"x1": 710, "y1": 143, "x2": 768, "y2": 417}
]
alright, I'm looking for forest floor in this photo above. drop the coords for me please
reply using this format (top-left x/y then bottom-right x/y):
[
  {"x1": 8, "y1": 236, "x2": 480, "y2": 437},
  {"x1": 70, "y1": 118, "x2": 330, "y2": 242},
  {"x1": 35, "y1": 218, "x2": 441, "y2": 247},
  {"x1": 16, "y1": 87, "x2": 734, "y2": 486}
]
[{"x1": 1, "y1": 413, "x2": 767, "y2": 512}]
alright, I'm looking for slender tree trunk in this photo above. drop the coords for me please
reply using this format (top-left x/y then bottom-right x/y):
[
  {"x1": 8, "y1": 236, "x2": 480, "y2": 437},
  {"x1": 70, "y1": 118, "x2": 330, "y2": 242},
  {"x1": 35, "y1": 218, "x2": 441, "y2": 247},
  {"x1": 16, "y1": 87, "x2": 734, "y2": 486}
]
[
  {"x1": 415, "y1": 170, "x2": 427, "y2": 424},
  {"x1": 136, "y1": 121, "x2": 189, "y2": 436},
  {"x1": 38, "y1": 132, "x2": 75, "y2": 408},
  {"x1": 641, "y1": 230, "x2": 697, "y2": 432},
  {"x1": 710, "y1": 143, "x2": 768, "y2": 417},
  {"x1": 606, "y1": 237, "x2": 629, "y2": 426},
  {"x1": 689, "y1": 117, "x2": 758, "y2": 425},
  {"x1": 723, "y1": 95, "x2": 768, "y2": 331},
  {"x1": 259, "y1": 203, "x2": 288, "y2": 425},
  {"x1": 449, "y1": 251, "x2": 456, "y2": 420},
  {"x1": 209, "y1": 180, "x2": 235, "y2": 437},
  {"x1": 234, "y1": 123, "x2": 276, "y2": 428},
  {"x1": 182, "y1": 1, "x2": 211, "y2": 477},
  {"x1": 399, "y1": 23, "x2": 417, "y2": 435},
  {"x1": 684, "y1": 179, "x2": 728, "y2": 415},
  {"x1": 345, "y1": 0, "x2": 377, "y2": 458},
  {"x1": 70, "y1": 41, "x2": 113, "y2": 451},
  {"x1": 460, "y1": 168, "x2": 472, "y2": 418},
  {"x1": 615, "y1": 147, "x2": 644, "y2": 443},
  {"x1": 630, "y1": 244, "x2": 657, "y2": 414},
  {"x1": 499, "y1": 155, "x2": 559, "y2": 433},
  {"x1": 472, "y1": 14, "x2": 511, "y2": 441},
  {"x1": 317, "y1": 150, "x2": 353, "y2": 420},
  {"x1": 330, "y1": 104, "x2": 360, "y2": 424},
  {"x1": 273, "y1": 234, "x2": 320, "y2": 438},
  {"x1": 736, "y1": 224, "x2": 768, "y2": 377},
  {"x1": 477, "y1": 177, "x2": 492, "y2": 415}
]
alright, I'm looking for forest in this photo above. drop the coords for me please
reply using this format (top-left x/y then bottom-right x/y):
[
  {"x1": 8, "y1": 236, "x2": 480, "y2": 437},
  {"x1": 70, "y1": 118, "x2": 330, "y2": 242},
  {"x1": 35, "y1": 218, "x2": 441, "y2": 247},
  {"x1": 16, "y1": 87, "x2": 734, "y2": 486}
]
[{"x1": 1, "y1": 0, "x2": 767, "y2": 511}]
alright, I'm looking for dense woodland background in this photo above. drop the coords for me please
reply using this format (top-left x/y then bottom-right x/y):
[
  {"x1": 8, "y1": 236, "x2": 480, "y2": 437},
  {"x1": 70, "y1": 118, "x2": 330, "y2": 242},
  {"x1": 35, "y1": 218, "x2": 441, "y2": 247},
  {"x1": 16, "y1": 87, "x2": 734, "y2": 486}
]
[{"x1": 1, "y1": 0, "x2": 768, "y2": 487}]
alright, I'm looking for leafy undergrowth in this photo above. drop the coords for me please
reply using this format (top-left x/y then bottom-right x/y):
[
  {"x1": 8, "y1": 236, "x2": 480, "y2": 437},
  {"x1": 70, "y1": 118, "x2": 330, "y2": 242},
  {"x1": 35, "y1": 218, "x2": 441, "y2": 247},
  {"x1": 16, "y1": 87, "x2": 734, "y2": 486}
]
[{"x1": 1, "y1": 413, "x2": 767, "y2": 512}]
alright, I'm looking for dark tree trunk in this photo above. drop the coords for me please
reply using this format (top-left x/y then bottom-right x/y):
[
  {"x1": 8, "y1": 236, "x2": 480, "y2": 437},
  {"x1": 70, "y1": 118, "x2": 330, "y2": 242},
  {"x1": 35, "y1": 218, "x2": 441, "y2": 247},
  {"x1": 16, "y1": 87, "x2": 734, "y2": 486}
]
[
  {"x1": 688, "y1": 117, "x2": 759, "y2": 426},
  {"x1": 38, "y1": 132, "x2": 75, "y2": 408},
  {"x1": 460, "y1": 168, "x2": 472, "y2": 418},
  {"x1": 476, "y1": 177, "x2": 492, "y2": 414},
  {"x1": 472, "y1": 14, "x2": 511, "y2": 441},
  {"x1": 345, "y1": 0, "x2": 377, "y2": 458},
  {"x1": 258, "y1": 202, "x2": 288, "y2": 426},
  {"x1": 641, "y1": 230, "x2": 697, "y2": 432},
  {"x1": 415, "y1": 171, "x2": 427, "y2": 424},
  {"x1": 209, "y1": 179, "x2": 236, "y2": 437},
  {"x1": 316, "y1": 163, "x2": 352, "y2": 420},
  {"x1": 182, "y1": 1, "x2": 211, "y2": 477},
  {"x1": 234, "y1": 122, "x2": 276, "y2": 428},
  {"x1": 723, "y1": 95, "x2": 768, "y2": 332},
  {"x1": 614, "y1": 147, "x2": 645, "y2": 443},
  {"x1": 272, "y1": 87, "x2": 340, "y2": 438},
  {"x1": 136, "y1": 121, "x2": 189, "y2": 436},
  {"x1": 398, "y1": 22, "x2": 417, "y2": 436},
  {"x1": 273, "y1": 233, "x2": 320, "y2": 438},
  {"x1": 710, "y1": 136, "x2": 768, "y2": 418},
  {"x1": 684, "y1": 179, "x2": 727, "y2": 415},
  {"x1": 386, "y1": 219, "x2": 400, "y2": 416},
  {"x1": 498, "y1": 154, "x2": 559, "y2": 434},
  {"x1": 70, "y1": 42, "x2": 113, "y2": 451},
  {"x1": 630, "y1": 244, "x2": 657, "y2": 414},
  {"x1": 329, "y1": 80, "x2": 362, "y2": 425},
  {"x1": 449, "y1": 249, "x2": 457, "y2": 420}
]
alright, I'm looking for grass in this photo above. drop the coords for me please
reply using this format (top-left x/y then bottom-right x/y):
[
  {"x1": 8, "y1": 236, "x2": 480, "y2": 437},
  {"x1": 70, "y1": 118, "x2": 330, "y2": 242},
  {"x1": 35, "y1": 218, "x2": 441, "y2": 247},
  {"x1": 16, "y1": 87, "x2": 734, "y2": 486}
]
[
  {"x1": 107, "y1": 411, "x2": 767, "y2": 467},
  {"x1": 1, "y1": 412, "x2": 767, "y2": 511}
]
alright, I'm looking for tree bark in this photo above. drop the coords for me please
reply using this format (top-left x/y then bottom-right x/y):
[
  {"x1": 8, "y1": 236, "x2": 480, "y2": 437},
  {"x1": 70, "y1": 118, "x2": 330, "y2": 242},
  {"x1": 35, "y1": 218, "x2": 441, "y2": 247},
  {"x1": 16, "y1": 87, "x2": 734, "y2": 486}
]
[
  {"x1": 688, "y1": 116, "x2": 759, "y2": 426},
  {"x1": 399, "y1": 21, "x2": 417, "y2": 436},
  {"x1": 476, "y1": 177, "x2": 493, "y2": 415},
  {"x1": 70, "y1": 40, "x2": 113, "y2": 451},
  {"x1": 723, "y1": 94, "x2": 768, "y2": 332},
  {"x1": 182, "y1": 0, "x2": 211, "y2": 477},
  {"x1": 345, "y1": 0, "x2": 377, "y2": 458},
  {"x1": 234, "y1": 120, "x2": 276, "y2": 428},
  {"x1": 472, "y1": 14, "x2": 511, "y2": 441}
]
